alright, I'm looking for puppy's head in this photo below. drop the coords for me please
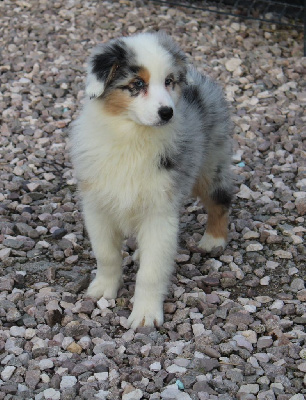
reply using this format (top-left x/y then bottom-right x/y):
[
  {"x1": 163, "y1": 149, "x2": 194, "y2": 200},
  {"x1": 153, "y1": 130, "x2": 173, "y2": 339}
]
[{"x1": 86, "y1": 32, "x2": 187, "y2": 126}]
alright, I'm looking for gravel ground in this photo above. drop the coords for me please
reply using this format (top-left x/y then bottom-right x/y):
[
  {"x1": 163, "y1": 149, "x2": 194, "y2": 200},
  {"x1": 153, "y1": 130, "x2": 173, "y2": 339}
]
[{"x1": 0, "y1": 0, "x2": 305, "y2": 399}]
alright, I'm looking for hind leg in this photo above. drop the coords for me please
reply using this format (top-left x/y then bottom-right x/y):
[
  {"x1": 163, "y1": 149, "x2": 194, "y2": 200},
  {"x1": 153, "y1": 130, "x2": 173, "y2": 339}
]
[{"x1": 193, "y1": 175, "x2": 232, "y2": 252}]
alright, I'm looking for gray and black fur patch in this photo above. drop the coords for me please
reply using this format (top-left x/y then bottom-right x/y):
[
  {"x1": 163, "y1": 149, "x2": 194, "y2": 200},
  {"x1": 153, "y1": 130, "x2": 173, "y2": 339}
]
[
  {"x1": 156, "y1": 32, "x2": 187, "y2": 68},
  {"x1": 183, "y1": 86, "x2": 203, "y2": 110},
  {"x1": 211, "y1": 188, "x2": 232, "y2": 208},
  {"x1": 159, "y1": 154, "x2": 175, "y2": 170},
  {"x1": 89, "y1": 39, "x2": 137, "y2": 97}
]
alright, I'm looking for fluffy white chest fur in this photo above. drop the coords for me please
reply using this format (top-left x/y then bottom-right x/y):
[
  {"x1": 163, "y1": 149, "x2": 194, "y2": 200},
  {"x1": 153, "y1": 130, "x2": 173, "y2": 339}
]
[{"x1": 74, "y1": 101, "x2": 176, "y2": 234}]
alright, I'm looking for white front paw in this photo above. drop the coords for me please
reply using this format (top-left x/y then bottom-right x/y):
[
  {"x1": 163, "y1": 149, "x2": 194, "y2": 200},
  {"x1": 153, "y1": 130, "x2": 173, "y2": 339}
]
[
  {"x1": 198, "y1": 232, "x2": 226, "y2": 252},
  {"x1": 86, "y1": 274, "x2": 122, "y2": 300},
  {"x1": 127, "y1": 299, "x2": 164, "y2": 330}
]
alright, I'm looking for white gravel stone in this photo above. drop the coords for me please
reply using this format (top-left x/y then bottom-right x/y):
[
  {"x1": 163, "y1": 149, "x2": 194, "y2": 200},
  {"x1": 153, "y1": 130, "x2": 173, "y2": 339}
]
[
  {"x1": 94, "y1": 372, "x2": 109, "y2": 381},
  {"x1": 256, "y1": 296, "x2": 273, "y2": 304},
  {"x1": 300, "y1": 349, "x2": 306, "y2": 359},
  {"x1": 122, "y1": 389, "x2": 143, "y2": 400},
  {"x1": 62, "y1": 337, "x2": 74, "y2": 350},
  {"x1": 1, "y1": 365, "x2": 16, "y2": 381},
  {"x1": 174, "y1": 358, "x2": 190, "y2": 367},
  {"x1": 27, "y1": 182, "x2": 40, "y2": 191},
  {"x1": 243, "y1": 304, "x2": 257, "y2": 313},
  {"x1": 192, "y1": 324, "x2": 205, "y2": 336},
  {"x1": 243, "y1": 231, "x2": 260, "y2": 239},
  {"x1": 166, "y1": 364, "x2": 187, "y2": 373},
  {"x1": 225, "y1": 57, "x2": 242, "y2": 72},
  {"x1": 260, "y1": 276, "x2": 270, "y2": 285},
  {"x1": 270, "y1": 300, "x2": 284, "y2": 310},
  {"x1": 78, "y1": 336, "x2": 92, "y2": 349},
  {"x1": 9, "y1": 326, "x2": 26, "y2": 337},
  {"x1": 43, "y1": 388, "x2": 61, "y2": 400},
  {"x1": 266, "y1": 261, "x2": 279, "y2": 269},
  {"x1": 274, "y1": 250, "x2": 293, "y2": 259},
  {"x1": 0, "y1": 248, "x2": 11, "y2": 260},
  {"x1": 166, "y1": 341, "x2": 186, "y2": 355},
  {"x1": 150, "y1": 362, "x2": 162, "y2": 371},
  {"x1": 291, "y1": 235, "x2": 303, "y2": 244},
  {"x1": 257, "y1": 390, "x2": 276, "y2": 400},
  {"x1": 238, "y1": 384, "x2": 259, "y2": 394},
  {"x1": 41, "y1": 373, "x2": 50, "y2": 383},
  {"x1": 97, "y1": 297, "x2": 109, "y2": 310},
  {"x1": 140, "y1": 343, "x2": 151, "y2": 356},
  {"x1": 56, "y1": 367, "x2": 68, "y2": 376},
  {"x1": 237, "y1": 184, "x2": 254, "y2": 199},
  {"x1": 257, "y1": 336, "x2": 273, "y2": 349},
  {"x1": 233, "y1": 334, "x2": 253, "y2": 351},
  {"x1": 254, "y1": 353, "x2": 270, "y2": 363},
  {"x1": 270, "y1": 382, "x2": 283, "y2": 391},
  {"x1": 60, "y1": 375, "x2": 77, "y2": 389},
  {"x1": 122, "y1": 329, "x2": 134, "y2": 342},
  {"x1": 39, "y1": 359, "x2": 54, "y2": 370},
  {"x1": 288, "y1": 267, "x2": 299, "y2": 275},
  {"x1": 290, "y1": 278, "x2": 305, "y2": 291},
  {"x1": 241, "y1": 330, "x2": 257, "y2": 344},
  {"x1": 246, "y1": 243, "x2": 263, "y2": 252},
  {"x1": 162, "y1": 384, "x2": 192, "y2": 399},
  {"x1": 289, "y1": 395, "x2": 305, "y2": 400},
  {"x1": 18, "y1": 384, "x2": 29, "y2": 392},
  {"x1": 95, "y1": 390, "x2": 109, "y2": 400},
  {"x1": 248, "y1": 356, "x2": 261, "y2": 369},
  {"x1": 297, "y1": 362, "x2": 306, "y2": 372}
]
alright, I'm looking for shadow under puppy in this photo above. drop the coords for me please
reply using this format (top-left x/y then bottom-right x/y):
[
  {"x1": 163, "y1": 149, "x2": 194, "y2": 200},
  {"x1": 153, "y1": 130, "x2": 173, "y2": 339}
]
[{"x1": 70, "y1": 32, "x2": 233, "y2": 329}]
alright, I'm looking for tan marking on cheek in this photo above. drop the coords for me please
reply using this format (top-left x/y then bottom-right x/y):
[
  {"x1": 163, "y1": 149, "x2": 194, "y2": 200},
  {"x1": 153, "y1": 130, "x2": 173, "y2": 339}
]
[
  {"x1": 104, "y1": 90, "x2": 131, "y2": 115},
  {"x1": 138, "y1": 67, "x2": 151, "y2": 85}
]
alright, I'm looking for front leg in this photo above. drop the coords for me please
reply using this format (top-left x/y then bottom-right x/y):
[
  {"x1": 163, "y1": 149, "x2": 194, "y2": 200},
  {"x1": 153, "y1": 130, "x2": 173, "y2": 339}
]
[
  {"x1": 82, "y1": 201, "x2": 123, "y2": 300},
  {"x1": 128, "y1": 210, "x2": 179, "y2": 329}
]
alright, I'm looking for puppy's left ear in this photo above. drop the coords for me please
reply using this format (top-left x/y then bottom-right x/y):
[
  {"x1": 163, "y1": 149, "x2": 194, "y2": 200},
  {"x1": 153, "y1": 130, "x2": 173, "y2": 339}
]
[{"x1": 86, "y1": 39, "x2": 127, "y2": 99}]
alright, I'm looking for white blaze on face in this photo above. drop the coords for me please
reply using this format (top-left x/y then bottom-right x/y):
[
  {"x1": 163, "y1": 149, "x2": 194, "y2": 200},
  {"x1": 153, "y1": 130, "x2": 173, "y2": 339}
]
[
  {"x1": 130, "y1": 81, "x2": 175, "y2": 126},
  {"x1": 125, "y1": 34, "x2": 178, "y2": 126}
]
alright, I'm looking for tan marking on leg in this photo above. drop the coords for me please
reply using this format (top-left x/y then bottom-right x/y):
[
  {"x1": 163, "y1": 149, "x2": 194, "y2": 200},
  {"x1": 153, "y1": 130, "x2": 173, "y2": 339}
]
[
  {"x1": 192, "y1": 174, "x2": 210, "y2": 199},
  {"x1": 193, "y1": 173, "x2": 228, "y2": 240},
  {"x1": 104, "y1": 89, "x2": 130, "y2": 115},
  {"x1": 205, "y1": 203, "x2": 228, "y2": 240}
]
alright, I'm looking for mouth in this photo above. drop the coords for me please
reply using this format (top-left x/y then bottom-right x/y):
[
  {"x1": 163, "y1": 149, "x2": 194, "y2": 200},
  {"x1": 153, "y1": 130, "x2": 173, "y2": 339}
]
[{"x1": 153, "y1": 119, "x2": 172, "y2": 127}]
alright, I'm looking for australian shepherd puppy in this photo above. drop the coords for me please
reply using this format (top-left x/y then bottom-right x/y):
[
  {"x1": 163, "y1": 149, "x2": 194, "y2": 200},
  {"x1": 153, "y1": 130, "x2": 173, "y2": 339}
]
[{"x1": 70, "y1": 32, "x2": 233, "y2": 329}]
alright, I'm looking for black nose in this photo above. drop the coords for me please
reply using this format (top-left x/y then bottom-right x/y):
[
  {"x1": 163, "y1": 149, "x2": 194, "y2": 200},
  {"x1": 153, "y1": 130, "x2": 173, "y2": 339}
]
[{"x1": 158, "y1": 106, "x2": 173, "y2": 122}]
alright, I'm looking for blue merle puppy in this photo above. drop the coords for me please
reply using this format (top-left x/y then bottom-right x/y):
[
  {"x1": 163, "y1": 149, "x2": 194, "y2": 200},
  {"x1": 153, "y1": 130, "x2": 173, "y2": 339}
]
[{"x1": 70, "y1": 32, "x2": 233, "y2": 329}]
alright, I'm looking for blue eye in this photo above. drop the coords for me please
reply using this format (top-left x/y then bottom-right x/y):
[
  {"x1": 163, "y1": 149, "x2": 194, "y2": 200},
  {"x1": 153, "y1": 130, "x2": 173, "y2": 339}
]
[
  {"x1": 165, "y1": 77, "x2": 173, "y2": 86},
  {"x1": 134, "y1": 79, "x2": 145, "y2": 88}
]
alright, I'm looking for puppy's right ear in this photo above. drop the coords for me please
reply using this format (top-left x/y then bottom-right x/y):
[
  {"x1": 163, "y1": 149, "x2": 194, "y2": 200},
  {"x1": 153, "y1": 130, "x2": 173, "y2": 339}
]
[{"x1": 86, "y1": 39, "x2": 127, "y2": 99}]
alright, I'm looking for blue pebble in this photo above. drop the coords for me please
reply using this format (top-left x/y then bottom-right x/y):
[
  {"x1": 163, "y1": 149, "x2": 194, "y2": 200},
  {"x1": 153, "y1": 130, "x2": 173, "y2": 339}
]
[{"x1": 176, "y1": 379, "x2": 185, "y2": 390}]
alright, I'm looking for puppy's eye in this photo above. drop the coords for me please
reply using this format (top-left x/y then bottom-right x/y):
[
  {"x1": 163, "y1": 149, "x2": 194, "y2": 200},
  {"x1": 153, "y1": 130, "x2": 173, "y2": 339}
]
[
  {"x1": 165, "y1": 77, "x2": 173, "y2": 87},
  {"x1": 134, "y1": 79, "x2": 145, "y2": 88}
]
